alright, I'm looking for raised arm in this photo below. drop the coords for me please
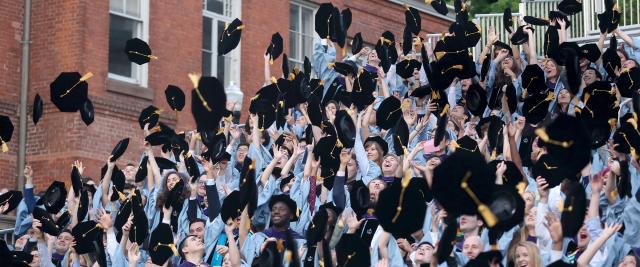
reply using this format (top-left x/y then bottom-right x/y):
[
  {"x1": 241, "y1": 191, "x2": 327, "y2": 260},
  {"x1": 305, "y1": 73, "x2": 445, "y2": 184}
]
[
  {"x1": 203, "y1": 160, "x2": 222, "y2": 222},
  {"x1": 377, "y1": 66, "x2": 390, "y2": 98},
  {"x1": 264, "y1": 53, "x2": 272, "y2": 85},
  {"x1": 260, "y1": 146, "x2": 283, "y2": 186},
  {"x1": 616, "y1": 28, "x2": 636, "y2": 48},
  {"x1": 577, "y1": 224, "x2": 622, "y2": 267},
  {"x1": 224, "y1": 220, "x2": 241, "y2": 267},
  {"x1": 525, "y1": 27, "x2": 538, "y2": 65},
  {"x1": 101, "y1": 156, "x2": 115, "y2": 209}
]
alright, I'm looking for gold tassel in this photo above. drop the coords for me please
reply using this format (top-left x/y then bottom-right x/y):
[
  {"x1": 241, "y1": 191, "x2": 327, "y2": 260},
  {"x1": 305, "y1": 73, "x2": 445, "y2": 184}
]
[
  {"x1": 1, "y1": 140, "x2": 7, "y2": 153},
  {"x1": 461, "y1": 172, "x2": 497, "y2": 227}
]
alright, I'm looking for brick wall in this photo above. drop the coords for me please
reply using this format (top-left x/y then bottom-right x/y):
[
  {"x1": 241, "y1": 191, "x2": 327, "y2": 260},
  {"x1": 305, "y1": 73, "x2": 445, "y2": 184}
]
[{"x1": 1, "y1": 0, "x2": 452, "y2": 191}]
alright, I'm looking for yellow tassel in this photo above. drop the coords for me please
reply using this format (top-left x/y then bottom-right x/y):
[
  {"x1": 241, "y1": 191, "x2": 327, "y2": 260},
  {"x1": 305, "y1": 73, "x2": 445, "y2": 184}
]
[
  {"x1": 284, "y1": 251, "x2": 292, "y2": 263},
  {"x1": 80, "y1": 72, "x2": 94, "y2": 81},
  {"x1": 1, "y1": 141, "x2": 7, "y2": 153}
]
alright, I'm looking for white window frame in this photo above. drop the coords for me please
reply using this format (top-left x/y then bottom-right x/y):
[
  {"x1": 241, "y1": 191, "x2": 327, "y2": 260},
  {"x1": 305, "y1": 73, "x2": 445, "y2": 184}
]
[
  {"x1": 202, "y1": 0, "x2": 242, "y2": 89},
  {"x1": 289, "y1": 1, "x2": 317, "y2": 67},
  {"x1": 108, "y1": 0, "x2": 150, "y2": 87}
]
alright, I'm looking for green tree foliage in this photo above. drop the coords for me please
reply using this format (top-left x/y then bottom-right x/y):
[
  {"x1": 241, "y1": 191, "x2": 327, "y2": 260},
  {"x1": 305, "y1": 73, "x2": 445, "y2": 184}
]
[{"x1": 469, "y1": 0, "x2": 520, "y2": 16}]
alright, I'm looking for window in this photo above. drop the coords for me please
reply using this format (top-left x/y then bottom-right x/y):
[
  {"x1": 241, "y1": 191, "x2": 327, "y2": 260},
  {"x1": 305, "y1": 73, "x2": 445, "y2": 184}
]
[
  {"x1": 108, "y1": 0, "x2": 149, "y2": 86},
  {"x1": 289, "y1": 2, "x2": 315, "y2": 69},
  {"x1": 202, "y1": 0, "x2": 238, "y2": 88}
]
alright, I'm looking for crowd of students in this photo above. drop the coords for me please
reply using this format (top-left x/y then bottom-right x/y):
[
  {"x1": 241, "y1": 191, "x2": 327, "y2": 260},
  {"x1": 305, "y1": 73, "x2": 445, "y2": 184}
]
[{"x1": 3, "y1": 0, "x2": 640, "y2": 266}]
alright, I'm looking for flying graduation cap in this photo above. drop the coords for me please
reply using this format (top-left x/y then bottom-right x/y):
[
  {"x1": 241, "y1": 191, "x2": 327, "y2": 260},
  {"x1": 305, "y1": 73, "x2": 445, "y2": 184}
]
[
  {"x1": 164, "y1": 85, "x2": 185, "y2": 112},
  {"x1": 0, "y1": 115, "x2": 13, "y2": 153},
  {"x1": 558, "y1": 0, "x2": 582, "y2": 15},
  {"x1": 351, "y1": 32, "x2": 363, "y2": 55},
  {"x1": 316, "y1": 3, "x2": 337, "y2": 40},
  {"x1": 110, "y1": 138, "x2": 130, "y2": 162},
  {"x1": 189, "y1": 74, "x2": 229, "y2": 133},
  {"x1": 265, "y1": 32, "x2": 284, "y2": 65},
  {"x1": 124, "y1": 38, "x2": 158, "y2": 65},
  {"x1": 405, "y1": 4, "x2": 422, "y2": 35},
  {"x1": 79, "y1": 98, "x2": 94, "y2": 126},
  {"x1": 218, "y1": 18, "x2": 244, "y2": 56},
  {"x1": 0, "y1": 190, "x2": 22, "y2": 214},
  {"x1": 50, "y1": 72, "x2": 93, "y2": 112},
  {"x1": 33, "y1": 94, "x2": 43, "y2": 125},
  {"x1": 427, "y1": 0, "x2": 449, "y2": 16}
]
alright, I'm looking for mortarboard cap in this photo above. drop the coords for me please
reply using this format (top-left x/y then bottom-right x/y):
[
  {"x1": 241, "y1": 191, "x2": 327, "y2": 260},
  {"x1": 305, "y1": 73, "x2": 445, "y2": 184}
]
[
  {"x1": 364, "y1": 136, "x2": 388, "y2": 156},
  {"x1": 432, "y1": 151, "x2": 494, "y2": 216},
  {"x1": 336, "y1": 234, "x2": 371, "y2": 267},
  {"x1": 598, "y1": 8, "x2": 621, "y2": 34},
  {"x1": 602, "y1": 36, "x2": 621, "y2": 81},
  {"x1": 330, "y1": 61, "x2": 358, "y2": 76},
  {"x1": 315, "y1": 3, "x2": 336, "y2": 40},
  {"x1": 125, "y1": 38, "x2": 157, "y2": 65},
  {"x1": 32, "y1": 207, "x2": 61, "y2": 236},
  {"x1": 558, "y1": 0, "x2": 582, "y2": 15},
  {"x1": 135, "y1": 156, "x2": 148, "y2": 183},
  {"x1": 50, "y1": 72, "x2": 93, "y2": 112},
  {"x1": 191, "y1": 75, "x2": 228, "y2": 132},
  {"x1": 221, "y1": 190, "x2": 242, "y2": 222},
  {"x1": 149, "y1": 223, "x2": 177, "y2": 265},
  {"x1": 579, "y1": 43, "x2": 602, "y2": 63},
  {"x1": 335, "y1": 110, "x2": 356, "y2": 148},
  {"x1": 71, "y1": 165, "x2": 83, "y2": 197},
  {"x1": 405, "y1": 5, "x2": 421, "y2": 35},
  {"x1": 138, "y1": 105, "x2": 161, "y2": 129},
  {"x1": 618, "y1": 67, "x2": 640, "y2": 97},
  {"x1": 487, "y1": 185, "x2": 525, "y2": 231},
  {"x1": 392, "y1": 118, "x2": 410, "y2": 156},
  {"x1": 375, "y1": 177, "x2": 428, "y2": 237},
  {"x1": 504, "y1": 8, "x2": 514, "y2": 33},
  {"x1": 110, "y1": 138, "x2": 129, "y2": 162},
  {"x1": 33, "y1": 94, "x2": 43, "y2": 125},
  {"x1": 77, "y1": 190, "x2": 89, "y2": 222},
  {"x1": 465, "y1": 83, "x2": 487, "y2": 116},
  {"x1": 218, "y1": 18, "x2": 244, "y2": 56},
  {"x1": 376, "y1": 97, "x2": 403, "y2": 130},
  {"x1": 561, "y1": 180, "x2": 587, "y2": 237},
  {"x1": 0, "y1": 115, "x2": 13, "y2": 153},
  {"x1": 351, "y1": 32, "x2": 363, "y2": 55},
  {"x1": 72, "y1": 221, "x2": 103, "y2": 254},
  {"x1": 0, "y1": 190, "x2": 22, "y2": 214},
  {"x1": 79, "y1": 98, "x2": 94, "y2": 126},
  {"x1": 427, "y1": 0, "x2": 448, "y2": 16},
  {"x1": 510, "y1": 26, "x2": 534, "y2": 45},
  {"x1": 522, "y1": 91, "x2": 553, "y2": 125},
  {"x1": 395, "y1": 59, "x2": 422, "y2": 79},
  {"x1": 165, "y1": 85, "x2": 185, "y2": 112},
  {"x1": 265, "y1": 32, "x2": 283, "y2": 64},
  {"x1": 36, "y1": 181, "x2": 67, "y2": 214}
]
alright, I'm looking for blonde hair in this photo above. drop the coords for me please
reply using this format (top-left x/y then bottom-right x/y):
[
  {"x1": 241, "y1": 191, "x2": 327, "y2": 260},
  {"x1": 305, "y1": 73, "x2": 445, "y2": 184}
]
[
  {"x1": 364, "y1": 141, "x2": 384, "y2": 166},
  {"x1": 511, "y1": 241, "x2": 542, "y2": 267}
]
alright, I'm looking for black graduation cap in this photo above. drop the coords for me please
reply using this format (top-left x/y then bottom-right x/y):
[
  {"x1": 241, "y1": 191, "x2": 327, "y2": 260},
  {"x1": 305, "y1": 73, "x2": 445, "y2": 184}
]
[
  {"x1": 486, "y1": 115, "x2": 504, "y2": 157},
  {"x1": 487, "y1": 185, "x2": 525, "y2": 231},
  {"x1": 504, "y1": 83, "x2": 518, "y2": 114},
  {"x1": 522, "y1": 91, "x2": 553, "y2": 125},
  {"x1": 250, "y1": 96, "x2": 276, "y2": 131},
  {"x1": 580, "y1": 81, "x2": 618, "y2": 121},
  {"x1": 265, "y1": 32, "x2": 284, "y2": 64},
  {"x1": 504, "y1": 8, "x2": 514, "y2": 33},
  {"x1": 376, "y1": 97, "x2": 402, "y2": 130},
  {"x1": 535, "y1": 114, "x2": 591, "y2": 183},
  {"x1": 49, "y1": 72, "x2": 93, "y2": 112},
  {"x1": 392, "y1": 118, "x2": 410, "y2": 156},
  {"x1": 598, "y1": 8, "x2": 621, "y2": 34},
  {"x1": 191, "y1": 75, "x2": 228, "y2": 132},
  {"x1": 133, "y1": 156, "x2": 148, "y2": 183},
  {"x1": 402, "y1": 26, "x2": 413, "y2": 56},
  {"x1": 405, "y1": 5, "x2": 422, "y2": 35},
  {"x1": 351, "y1": 32, "x2": 364, "y2": 55},
  {"x1": 365, "y1": 135, "x2": 388, "y2": 156},
  {"x1": 36, "y1": 181, "x2": 67, "y2": 214},
  {"x1": 281, "y1": 54, "x2": 290, "y2": 78},
  {"x1": 110, "y1": 166, "x2": 127, "y2": 202},
  {"x1": 375, "y1": 177, "x2": 428, "y2": 237},
  {"x1": 436, "y1": 216, "x2": 458, "y2": 264},
  {"x1": 521, "y1": 64, "x2": 547, "y2": 97},
  {"x1": 33, "y1": 94, "x2": 43, "y2": 125},
  {"x1": 110, "y1": 138, "x2": 129, "y2": 162},
  {"x1": 465, "y1": 250, "x2": 504, "y2": 267},
  {"x1": 585, "y1": 119, "x2": 612, "y2": 149},
  {"x1": 125, "y1": 38, "x2": 157, "y2": 65},
  {"x1": 0, "y1": 115, "x2": 13, "y2": 153},
  {"x1": 335, "y1": 110, "x2": 356, "y2": 148},
  {"x1": 269, "y1": 194, "x2": 299, "y2": 221},
  {"x1": 493, "y1": 41, "x2": 512, "y2": 55},
  {"x1": 218, "y1": 18, "x2": 244, "y2": 56},
  {"x1": 165, "y1": 85, "x2": 185, "y2": 112},
  {"x1": 348, "y1": 180, "x2": 371, "y2": 218},
  {"x1": 564, "y1": 48, "x2": 581, "y2": 96},
  {"x1": 524, "y1": 15, "x2": 550, "y2": 26},
  {"x1": 336, "y1": 234, "x2": 371, "y2": 267},
  {"x1": 449, "y1": 21, "x2": 481, "y2": 48},
  {"x1": 549, "y1": 11, "x2": 572, "y2": 28},
  {"x1": 613, "y1": 118, "x2": 640, "y2": 160},
  {"x1": 71, "y1": 166, "x2": 83, "y2": 197},
  {"x1": 375, "y1": 39, "x2": 392, "y2": 73},
  {"x1": 579, "y1": 43, "x2": 601, "y2": 63},
  {"x1": 0, "y1": 190, "x2": 21, "y2": 214},
  {"x1": 396, "y1": 59, "x2": 422, "y2": 79},
  {"x1": 433, "y1": 151, "x2": 496, "y2": 225},
  {"x1": 427, "y1": 0, "x2": 449, "y2": 16},
  {"x1": 164, "y1": 178, "x2": 184, "y2": 210},
  {"x1": 331, "y1": 60, "x2": 358, "y2": 76},
  {"x1": 32, "y1": 207, "x2": 61, "y2": 236},
  {"x1": 220, "y1": 190, "x2": 242, "y2": 222},
  {"x1": 479, "y1": 84, "x2": 497, "y2": 113},
  {"x1": 72, "y1": 221, "x2": 103, "y2": 254},
  {"x1": 558, "y1": 0, "x2": 582, "y2": 15},
  {"x1": 603, "y1": 36, "x2": 621, "y2": 81},
  {"x1": 77, "y1": 190, "x2": 89, "y2": 222},
  {"x1": 78, "y1": 98, "x2": 94, "y2": 126},
  {"x1": 409, "y1": 85, "x2": 429, "y2": 98},
  {"x1": 4, "y1": 248, "x2": 33, "y2": 267},
  {"x1": 138, "y1": 105, "x2": 161, "y2": 129},
  {"x1": 452, "y1": 135, "x2": 481, "y2": 156},
  {"x1": 510, "y1": 26, "x2": 534, "y2": 45},
  {"x1": 315, "y1": 3, "x2": 336, "y2": 40},
  {"x1": 149, "y1": 223, "x2": 177, "y2": 265},
  {"x1": 617, "y1": 67, "x2": 640, "y2": 98},
  {"x1": 453, "y1": 0, "x2": 468, "y2": 23},
  {"x1": 561, "y1": 180, "x2": 587, "y2": 238}
]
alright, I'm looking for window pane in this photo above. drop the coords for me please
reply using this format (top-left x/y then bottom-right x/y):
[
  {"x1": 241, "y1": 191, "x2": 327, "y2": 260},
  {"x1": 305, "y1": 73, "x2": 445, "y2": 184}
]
[
  {"x1": 109, "y1": 14, "x2": 139, "y2": 78},
  {"x1": 301, "y1": 7, "x2": 313, "y2": 35},
  {"x1": 217, "y1": 55, "x2": 228, "y2": 86},
  {"x1": 202, "y1": 51, "x2": 212, "y2": 76},
  {"x1": 125, "y1": 0, "x2": 140, "y2": 17},
  {"x1": 110, "y1": 0, "x2": 124, "y2": 13},
  {"x1": 302, "y1": 35, "x2": 313, "y2": 61},
  {"x1": 290, "y1": 5, "x2": 299, "y2": 32},
  {"x1": 206, "y1": 0, "x2": 224, "y2": 14},
  {"x1": 289, "y1": 32, "x2": 299, "y2": 60},
  {"x1": 203, "y1": 17, "x2": 212, "y2": 51}
]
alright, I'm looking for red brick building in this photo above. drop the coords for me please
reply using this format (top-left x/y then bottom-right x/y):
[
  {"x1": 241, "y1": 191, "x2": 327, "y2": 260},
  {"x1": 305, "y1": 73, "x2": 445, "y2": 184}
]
[{"x1": 0, "y1": 0, "x2": 452, "y2": 191}]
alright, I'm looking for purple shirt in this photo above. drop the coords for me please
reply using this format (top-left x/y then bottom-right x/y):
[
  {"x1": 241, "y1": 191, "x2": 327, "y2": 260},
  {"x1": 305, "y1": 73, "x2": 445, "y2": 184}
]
[
  {"x1": 178, "y1": 262, "x2": 211, "y2": 267},
  {"x1": 262, "y1": 227, "x2": 303, "y2": 240}
]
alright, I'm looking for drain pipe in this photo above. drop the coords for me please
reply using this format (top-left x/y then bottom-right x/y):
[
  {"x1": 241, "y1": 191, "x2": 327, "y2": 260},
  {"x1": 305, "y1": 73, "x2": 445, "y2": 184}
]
[{"x1": 17, "y1": 0, "x2": 31, "y2": 191}]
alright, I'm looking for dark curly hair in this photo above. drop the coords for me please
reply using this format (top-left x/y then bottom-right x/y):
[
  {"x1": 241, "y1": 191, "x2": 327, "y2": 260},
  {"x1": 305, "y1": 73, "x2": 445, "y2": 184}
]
[{"x1": 156, "y1": 170, "x2": 191, "y2": 209}]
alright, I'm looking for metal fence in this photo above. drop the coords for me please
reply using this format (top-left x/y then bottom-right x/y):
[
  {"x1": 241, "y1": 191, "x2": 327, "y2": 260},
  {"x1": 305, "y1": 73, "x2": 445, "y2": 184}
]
[{"x1": 0, "y1": 228, "x2": 15, "y2": 245}]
